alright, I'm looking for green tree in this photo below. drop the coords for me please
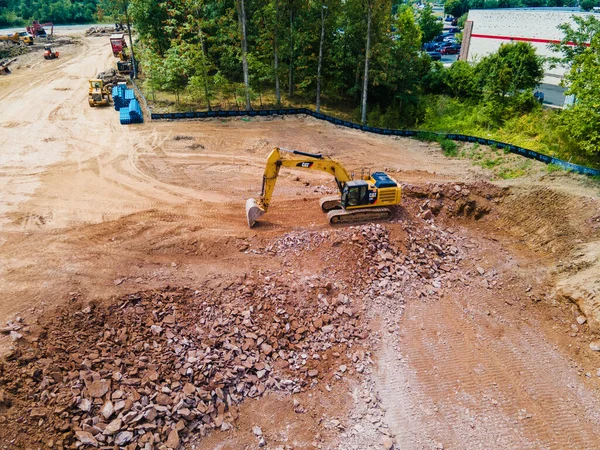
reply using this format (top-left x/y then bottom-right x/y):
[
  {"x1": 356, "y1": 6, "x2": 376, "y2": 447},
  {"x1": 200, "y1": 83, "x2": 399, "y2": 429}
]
[
  {"x1": 476, "y1": 42, "x2": 543, "y2": 99},
  {"x1": 560, "y1": 34, "x2": 600, "y2": 156},
  {"x1": 129, "y1": 0, "x2": 170, "y2": 55},
  {"x1": 580, "y1": 0, "x2": 598, "y2": 11},
  {"x1": 444, "y1": 0, "x2": 464, "y2": 17},
  {"x1": 418, "y1": 4, "x2": 443, "y2": 43},
  {"x1": 553, "y1": 16, "x2": 600, "y2": 157},
  {"x1": 549, "y1": 15, "x2": 600, "y2": 68}
]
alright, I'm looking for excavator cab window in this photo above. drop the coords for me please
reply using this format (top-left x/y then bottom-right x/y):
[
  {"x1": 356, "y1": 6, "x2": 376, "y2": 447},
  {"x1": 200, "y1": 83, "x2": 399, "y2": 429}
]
[{"x1": 342, "y1": 181, "x2": 369, "y2": 208}]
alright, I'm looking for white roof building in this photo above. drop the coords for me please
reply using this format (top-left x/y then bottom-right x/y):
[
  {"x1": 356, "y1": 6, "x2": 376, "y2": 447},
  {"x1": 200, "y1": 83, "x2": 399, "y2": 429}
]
[{"x1": 461, "y1": 8, "x2": 596, "y2": 85}]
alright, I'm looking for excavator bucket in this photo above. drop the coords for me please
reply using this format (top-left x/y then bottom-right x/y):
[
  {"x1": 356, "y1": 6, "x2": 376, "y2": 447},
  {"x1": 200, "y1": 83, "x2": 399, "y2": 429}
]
[{"x1": 245, "y1": 198, "x2": 265, "y2": 228}]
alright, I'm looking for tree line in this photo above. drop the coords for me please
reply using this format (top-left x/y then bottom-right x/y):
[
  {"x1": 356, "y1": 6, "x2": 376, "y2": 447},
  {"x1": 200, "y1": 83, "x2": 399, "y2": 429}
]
[
  {"x1": 0, "y1": 0, "x2": 101, "y2": 26},
  {"x1": 128, "y1": 0, "x2": 550, "y2": 129}
]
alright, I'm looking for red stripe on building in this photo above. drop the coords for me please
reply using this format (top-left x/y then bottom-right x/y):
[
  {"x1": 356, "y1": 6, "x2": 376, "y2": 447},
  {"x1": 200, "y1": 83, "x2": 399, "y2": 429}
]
[{"x1": 470, "y1": 33, "x2": 589, "y2": 46}]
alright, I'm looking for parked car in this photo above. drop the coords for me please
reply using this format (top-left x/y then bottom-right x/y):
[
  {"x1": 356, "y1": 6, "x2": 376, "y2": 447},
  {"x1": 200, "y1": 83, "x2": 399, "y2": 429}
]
[
  {"x1": 426, "y1": 51, "x2": 442, "y2": 61},
  {"x1": 423, "y1": 42, "x2": 438, "y2": 51},
  {"x1": 435, "y1": 41, "x2": 454, "y2": 51},
  {"x1": 441, "y1": 45, "x2": 460, "y2": 55}
]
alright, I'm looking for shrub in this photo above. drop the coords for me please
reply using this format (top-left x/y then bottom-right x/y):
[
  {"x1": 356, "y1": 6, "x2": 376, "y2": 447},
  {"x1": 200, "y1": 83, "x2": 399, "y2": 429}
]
[{"x1": 440, "y1": 139, "x2": 458, "y2": 156}]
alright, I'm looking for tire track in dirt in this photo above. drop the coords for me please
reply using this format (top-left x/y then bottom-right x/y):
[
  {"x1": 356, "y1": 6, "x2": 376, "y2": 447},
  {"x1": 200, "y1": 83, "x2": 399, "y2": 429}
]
[{"x1": 375, "y1": 274, "x2": 600, "y2": 450}]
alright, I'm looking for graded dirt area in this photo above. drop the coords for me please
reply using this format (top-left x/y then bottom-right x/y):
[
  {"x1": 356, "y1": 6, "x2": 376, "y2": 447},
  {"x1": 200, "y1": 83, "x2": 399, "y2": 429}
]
[{"x1": 1, "y1": 33, "x2": 600, "y2": 450}]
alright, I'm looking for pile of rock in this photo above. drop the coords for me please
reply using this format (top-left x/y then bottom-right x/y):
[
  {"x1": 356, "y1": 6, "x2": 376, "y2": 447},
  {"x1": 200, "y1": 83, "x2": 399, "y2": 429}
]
[
  {"x1": 85, "y1": 27, "x2": 121, "y2": 36},
  {"x1": 264, "y1": 230, "x2": 331, "y2": 256},
  {"x1": 0, "y1": 282, "x2": 366, "y2": 449}
]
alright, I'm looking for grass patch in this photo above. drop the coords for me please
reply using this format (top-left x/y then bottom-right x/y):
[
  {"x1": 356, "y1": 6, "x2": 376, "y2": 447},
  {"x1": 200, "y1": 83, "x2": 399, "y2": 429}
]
[
  {"x1": 546, "y1": 163, "x2": 565, "y2": 174},
  {"x1": 440, "y1": 139, "x2": 458, "y2": 157},
  {"x1": 419, "y1": 95, "x2": 600, "y2": 170}
]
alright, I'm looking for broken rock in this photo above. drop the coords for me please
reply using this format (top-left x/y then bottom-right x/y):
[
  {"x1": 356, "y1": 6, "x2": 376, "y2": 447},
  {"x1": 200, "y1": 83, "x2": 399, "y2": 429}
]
[
  {"x1": 166, "y1": 428, "x2": 180, "y2": 448},
  {"x1": 114, "y1": 431, "x2": 133, "y2": 446},
  {"x1": 75, "y1": 431, "x2": 98, "y2": 447},
  {"x1": 88, "y1": 379, "x2": 109, "y2": 398}
]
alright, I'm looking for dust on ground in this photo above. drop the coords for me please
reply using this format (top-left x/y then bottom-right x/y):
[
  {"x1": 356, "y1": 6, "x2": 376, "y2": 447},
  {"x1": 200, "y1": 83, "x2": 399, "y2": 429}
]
[{"x1": 1, "y1": 33, "x2": 600, "y2": 450}]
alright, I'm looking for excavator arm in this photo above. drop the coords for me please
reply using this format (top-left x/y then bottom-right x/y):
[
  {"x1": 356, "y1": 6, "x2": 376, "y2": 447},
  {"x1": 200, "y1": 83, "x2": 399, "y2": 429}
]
[{"x1": 246, "y1": 147, "x2": 352, "y2": 227}]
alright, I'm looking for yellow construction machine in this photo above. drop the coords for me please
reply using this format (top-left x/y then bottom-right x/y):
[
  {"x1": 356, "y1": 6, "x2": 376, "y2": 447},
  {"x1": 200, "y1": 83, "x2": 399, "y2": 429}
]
[
  {"x1": 0, "y1": 33, "x2": 22, "y2": 45},
  {"x1": 246, "y1": 147, "x2": 402, "y2": 227},
  {"x1": 88, "y1": 79, "x2": 110, "y2": 107}
]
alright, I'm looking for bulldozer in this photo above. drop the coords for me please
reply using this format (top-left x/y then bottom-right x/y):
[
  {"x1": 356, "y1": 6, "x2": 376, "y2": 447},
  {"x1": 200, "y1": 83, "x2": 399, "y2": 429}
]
[
  {"x1": 43, "y1": 44, "x2": 59, "y2": 60},
  {"x1": 88, "y1": 79, "x2": 110, "y2": 107},
  {"x1": 246, "y1": 147, "x2": 402, "y2": 227}
]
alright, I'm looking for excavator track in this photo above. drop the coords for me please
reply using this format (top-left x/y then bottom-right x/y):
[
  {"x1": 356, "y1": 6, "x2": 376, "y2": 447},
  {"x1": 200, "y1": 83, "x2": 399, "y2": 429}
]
[
  {"x1": 319, "y1": 195, "x2": 342, "y2": 212},
  {"x1": 326, "y1": 207, "x2": 392, "y2": 225}
]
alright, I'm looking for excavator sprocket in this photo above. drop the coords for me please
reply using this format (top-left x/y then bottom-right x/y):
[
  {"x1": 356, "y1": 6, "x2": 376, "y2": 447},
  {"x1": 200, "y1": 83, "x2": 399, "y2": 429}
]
[{"x1": 326, "y1": 207, "x2": 392, "y2": 225}]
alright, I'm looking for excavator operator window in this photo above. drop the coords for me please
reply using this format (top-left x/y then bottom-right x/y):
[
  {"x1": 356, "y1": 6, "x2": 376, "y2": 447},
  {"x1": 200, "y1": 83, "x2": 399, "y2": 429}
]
[{"x1": 344, "y1": 184, "x2": 368, "y2": 207}]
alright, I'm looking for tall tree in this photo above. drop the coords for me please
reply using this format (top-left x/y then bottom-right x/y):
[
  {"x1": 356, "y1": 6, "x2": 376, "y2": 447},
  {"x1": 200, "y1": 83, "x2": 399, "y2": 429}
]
[
  {"x1": 560, "y1": 34, "x2": 600, "y2": 156},
  {"x1": 235, "y1": 0, "x2": 251, "y2": 110},
  {"x1": 288, "y1": 0, "x2": 295, "y2": 97},
  {"x1": 316, "y1": 0, "x2": 327, "y2": 112},
  {"x1": 274, "y1": 0, "x2": 282, "y2": 105},
  {"x1": 418, "y1": 4, "x2": 443, "y2": 44},
  {"x1": 361, "y1": 0, "x2": 372, "y2": 124}
]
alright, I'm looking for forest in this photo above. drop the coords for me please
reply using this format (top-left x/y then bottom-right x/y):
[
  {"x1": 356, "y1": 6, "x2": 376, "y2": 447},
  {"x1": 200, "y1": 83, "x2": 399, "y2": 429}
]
[{"x1": 0, "y1": 0, "x2": 103, "y2": 25}]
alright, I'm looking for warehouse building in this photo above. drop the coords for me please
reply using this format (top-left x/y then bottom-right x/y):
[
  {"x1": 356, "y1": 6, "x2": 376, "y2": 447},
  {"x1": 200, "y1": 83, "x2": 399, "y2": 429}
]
[{"x1": 461, "y1": 8, "x2": 596, "y2": 85}]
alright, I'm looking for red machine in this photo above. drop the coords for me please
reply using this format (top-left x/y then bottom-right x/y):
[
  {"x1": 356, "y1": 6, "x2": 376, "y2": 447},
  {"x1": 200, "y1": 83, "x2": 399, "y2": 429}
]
[
  {"x1": 26, "y1": 20, "x2": 54, "y2": 38},
  {"x1": 109, "y1": 34, "x2": 127, "y2": 57},
  {"x1": 43, "y1": 44, "x2": 59, "y2": 60}
]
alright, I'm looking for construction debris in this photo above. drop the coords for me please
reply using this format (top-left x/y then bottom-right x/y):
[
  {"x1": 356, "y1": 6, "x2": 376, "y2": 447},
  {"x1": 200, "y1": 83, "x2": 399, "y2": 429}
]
[
  {"x1": 86, "y1": 26, "x2": 121, "y2": 37},
  {"x1": 0, "y1": 58, "x2": 16, "y2": 75}
]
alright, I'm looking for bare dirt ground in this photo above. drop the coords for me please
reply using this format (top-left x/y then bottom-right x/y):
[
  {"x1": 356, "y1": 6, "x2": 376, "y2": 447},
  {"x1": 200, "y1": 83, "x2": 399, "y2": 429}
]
[{"x1": 1, "y1": 33, "x2": 600, "y2": 450}]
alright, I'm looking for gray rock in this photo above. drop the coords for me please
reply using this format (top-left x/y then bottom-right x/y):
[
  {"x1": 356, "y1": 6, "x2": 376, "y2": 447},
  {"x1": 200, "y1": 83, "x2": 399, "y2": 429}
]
[
  {"x1": 114, "y1": 431, "x2": 133, "y2": 445},
  {"x1": 75, "y1": 431, "x2": 98, "y2": 447},
  {"x1": 100, "y1": 400, "x2": 114, "y2": 420},
  {"x1": 77, "y1": 398, "x2": 92, "y2": 412},
  {"x1": 103, "y1": 418, "x2": 122, "y2": 435}
]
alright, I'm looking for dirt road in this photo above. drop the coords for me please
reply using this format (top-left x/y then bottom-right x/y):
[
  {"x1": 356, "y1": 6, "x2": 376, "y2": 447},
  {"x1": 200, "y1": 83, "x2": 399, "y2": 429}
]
[{"x1": 1, "y1": 34, "x2": 600, "y2": 449}]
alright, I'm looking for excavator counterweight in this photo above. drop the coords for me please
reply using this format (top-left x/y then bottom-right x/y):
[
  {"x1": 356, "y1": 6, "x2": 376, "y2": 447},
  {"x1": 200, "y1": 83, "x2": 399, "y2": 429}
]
[{"x1": 246, "y1": 147, "x2": 401, "y2": 228}]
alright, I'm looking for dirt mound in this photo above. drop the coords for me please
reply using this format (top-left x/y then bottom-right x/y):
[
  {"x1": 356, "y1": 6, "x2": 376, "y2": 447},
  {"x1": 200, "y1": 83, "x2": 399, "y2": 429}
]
[
  {"x1": 403, "y1": 180, "x2": 503, "y2": 221},
  {"x1": 497, "y1": 186, "x2": 599, "y2": 254},
  {"x1": 555, "y1": 241, "x2": 600, "y2": 331}
]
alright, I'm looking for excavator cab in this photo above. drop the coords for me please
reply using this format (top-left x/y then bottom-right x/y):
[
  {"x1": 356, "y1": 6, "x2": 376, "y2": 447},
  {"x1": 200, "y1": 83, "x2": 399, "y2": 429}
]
[{"x1": 341, "y1": 181, "x2": 371, "y2": 208}]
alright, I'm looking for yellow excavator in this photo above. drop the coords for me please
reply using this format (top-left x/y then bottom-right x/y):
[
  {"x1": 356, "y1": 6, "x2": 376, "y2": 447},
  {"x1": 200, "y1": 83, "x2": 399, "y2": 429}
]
[
  {"x1": 246, "y1": 147, "x2": 402, "y2": 227},
  {"x1": 88, "y1": 79, "x2": 110, "y2": 107}
]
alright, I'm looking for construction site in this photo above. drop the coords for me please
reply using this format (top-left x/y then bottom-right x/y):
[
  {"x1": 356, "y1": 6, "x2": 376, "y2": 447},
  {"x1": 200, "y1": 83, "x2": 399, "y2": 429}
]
[{"x1": 1, "y1": 28, "x2": 600, "y2": 450}]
